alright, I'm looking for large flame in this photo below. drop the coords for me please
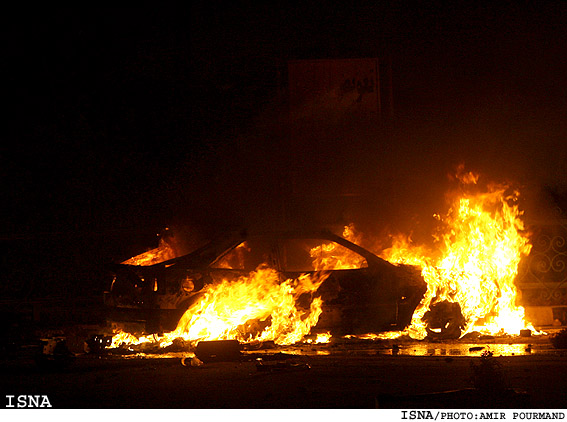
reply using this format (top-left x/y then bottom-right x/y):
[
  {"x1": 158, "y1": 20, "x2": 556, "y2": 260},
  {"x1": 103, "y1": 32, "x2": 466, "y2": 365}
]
[
  {"x1": 110, "y1": 266, "x2": 328, "y2": 349},
  {"x1": 111, "y1": 168, "x2": 536, "y2": 348},
  {"x1": 381, "y1": 170, "x2": 534, "y2": 339},
  {"x1": 169, "y1": 266, "x2": 328, "y2": 345}
]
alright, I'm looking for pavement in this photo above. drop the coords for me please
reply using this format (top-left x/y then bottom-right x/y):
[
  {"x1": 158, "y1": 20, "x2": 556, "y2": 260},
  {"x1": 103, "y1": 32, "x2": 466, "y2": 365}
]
[{"x1": 1, "y1": 333, "x2": 566, "y2": 409}]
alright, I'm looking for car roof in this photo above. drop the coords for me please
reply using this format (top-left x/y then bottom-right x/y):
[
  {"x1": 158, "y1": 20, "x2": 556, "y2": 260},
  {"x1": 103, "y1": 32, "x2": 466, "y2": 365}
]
[{"x1": 120, "y1": 228, "x2": 397, "y2": 272}]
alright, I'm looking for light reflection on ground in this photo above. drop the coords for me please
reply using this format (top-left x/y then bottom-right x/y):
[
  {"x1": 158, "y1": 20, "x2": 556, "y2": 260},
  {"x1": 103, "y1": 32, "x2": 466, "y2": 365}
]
[
  {"x1": 111, "y1": 331, "x2": 564, "y2": 359},
  {"x1": 120, "y1": 351, "x2": 195, "y2": 359},
  {"x1": 264, "y1": 332, "x2": 562, "y2": 357},
  {"x1": 118, "y1": 341, "x2": 560, "y2": 358},
  {"x1": 379, "y1": 343, "x2": 534, "y2": 356},
  {"x1": 270, "y1": 342, "x2": 551, "y2": 357}
]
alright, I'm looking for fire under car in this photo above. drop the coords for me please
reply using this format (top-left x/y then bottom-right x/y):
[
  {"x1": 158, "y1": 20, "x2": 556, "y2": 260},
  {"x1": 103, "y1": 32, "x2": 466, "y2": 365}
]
[{"x1": 105, "y1": 229, "x2": 427, "y2": 337}]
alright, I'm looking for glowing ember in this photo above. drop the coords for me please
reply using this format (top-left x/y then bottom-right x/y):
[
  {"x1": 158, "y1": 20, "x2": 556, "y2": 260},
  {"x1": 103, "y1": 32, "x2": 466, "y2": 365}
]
[{"x1": 380, "y1": 168, "x2": 534, "y2": 339}]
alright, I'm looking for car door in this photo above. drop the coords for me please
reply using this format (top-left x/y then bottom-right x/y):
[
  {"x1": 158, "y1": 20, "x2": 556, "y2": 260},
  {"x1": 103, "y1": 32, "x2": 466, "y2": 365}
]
[{"x1": 276, "y1": 237, "x2": 399, "y2": 335}]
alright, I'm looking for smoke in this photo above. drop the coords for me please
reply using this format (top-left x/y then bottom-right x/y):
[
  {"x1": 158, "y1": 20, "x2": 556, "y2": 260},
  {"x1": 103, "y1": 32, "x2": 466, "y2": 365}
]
[
  {"x1": 150, "y1": 3, "x2": 567, "y2": 248},
  {"x1": 166, "y1": 80, "x2": 566, "y2": 250}
]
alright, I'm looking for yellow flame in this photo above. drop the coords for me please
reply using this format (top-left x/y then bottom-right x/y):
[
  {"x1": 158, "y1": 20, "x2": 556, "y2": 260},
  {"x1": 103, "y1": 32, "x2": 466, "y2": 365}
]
[
  {"x1": 111, "y1": 171, "x2": 537, "y2": 348},
  {"x1": 381, "y1": 180, "x2": 534, "y2": 339},
  {"x1": 108, "y1": 331, "x2": 154, "y2": 349},
  {"x1": 315, "y1": 331, "x2": 332, "y2": 343},
  {"x1": 309, "y1": 224, "x2": 367, "y2": 270},
  {"x1": 109, "y1": 265, "x2": 329, "y2": 348},
  {"x1": 170, "y1": 266, "x2": 327, "y2": 345}
]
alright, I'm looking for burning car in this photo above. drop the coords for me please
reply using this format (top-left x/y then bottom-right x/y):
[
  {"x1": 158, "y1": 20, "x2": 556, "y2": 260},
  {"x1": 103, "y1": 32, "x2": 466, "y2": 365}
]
[
  {"x1": 105, "y1": 167, "x2": 540, "y2": 347},
  {"x1": 105, "y1": 229, "x2": 427, "y2": 340}
]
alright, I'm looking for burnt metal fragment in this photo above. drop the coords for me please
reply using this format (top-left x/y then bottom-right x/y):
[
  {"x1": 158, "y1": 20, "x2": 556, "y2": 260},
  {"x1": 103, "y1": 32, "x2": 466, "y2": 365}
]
[
  {"x1": 519, "y1": 329, "x2": 532, "y2": 337},
  {"x1": 195, "y1": 339, "x2": 241, "y2": 362}
]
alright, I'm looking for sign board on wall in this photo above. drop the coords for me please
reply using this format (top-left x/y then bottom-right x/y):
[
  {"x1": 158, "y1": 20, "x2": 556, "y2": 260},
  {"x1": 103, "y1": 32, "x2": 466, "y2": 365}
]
[{"x1": 288, "y1": 58, "x2": 381, "y2": 122}]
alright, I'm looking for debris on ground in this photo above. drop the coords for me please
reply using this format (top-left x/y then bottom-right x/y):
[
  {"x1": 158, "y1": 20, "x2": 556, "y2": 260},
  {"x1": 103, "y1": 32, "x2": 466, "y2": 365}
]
[
  {"x1": 84, "y1": 334, "x2": 113, "y2": 354},
  {"x1": 255, "y1": 358, "x2": 311, "y2": 373},
  {"x1": 181, "y1": 356, "x2": 204, "y2": 367},
  {"x1": 195, "y1": 340, "x2": 241, "y2": 362},
  {"x1": 35, "y1": 337, "x2": 75, "y2": 370}
]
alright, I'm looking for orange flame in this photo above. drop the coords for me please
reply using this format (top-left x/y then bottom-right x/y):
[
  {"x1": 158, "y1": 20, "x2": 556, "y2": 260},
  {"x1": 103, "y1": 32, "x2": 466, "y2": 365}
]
[
  {"x1": 381, "y1": 175, "x2": 534, "y2": 339},
  {"x1": 309, "y1": 224, "x2": 367, "y2": 270},
  {"x1": 169, "y1": 266, "x2": 328, "y2": 345},
  {"x1": 111, "y1": 169, "x2": 537, "y2": 347},
  {"x1": 121, "y1": 238, "x2": 176, "y2": 266},
  {"x1": 110, "y1": 266, "x2": 329, "y2": 348}
]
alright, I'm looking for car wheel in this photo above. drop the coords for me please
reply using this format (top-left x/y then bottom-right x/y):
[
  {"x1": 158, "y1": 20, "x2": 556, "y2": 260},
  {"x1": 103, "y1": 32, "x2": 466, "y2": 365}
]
[{"x1": 423, "y1": 300, "x2": 465, "y2": 340}]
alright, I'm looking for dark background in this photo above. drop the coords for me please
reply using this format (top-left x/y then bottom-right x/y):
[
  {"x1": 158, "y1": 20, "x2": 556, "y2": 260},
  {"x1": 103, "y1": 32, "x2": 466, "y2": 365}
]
[{"x1": 3, "y1": 3, "x2": 567, "y2": 301}]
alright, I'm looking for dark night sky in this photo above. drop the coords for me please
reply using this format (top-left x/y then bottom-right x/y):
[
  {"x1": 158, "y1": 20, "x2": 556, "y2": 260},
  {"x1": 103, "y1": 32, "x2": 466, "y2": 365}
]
[{"x1": 3, "y1": 3, "x2": 567, "y2": 296}]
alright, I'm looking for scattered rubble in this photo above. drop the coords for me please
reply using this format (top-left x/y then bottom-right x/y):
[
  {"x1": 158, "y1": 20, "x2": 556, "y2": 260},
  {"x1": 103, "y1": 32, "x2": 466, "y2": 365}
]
[{"x1": 35, "y1": 337, "x2": 74, "y2": 370}]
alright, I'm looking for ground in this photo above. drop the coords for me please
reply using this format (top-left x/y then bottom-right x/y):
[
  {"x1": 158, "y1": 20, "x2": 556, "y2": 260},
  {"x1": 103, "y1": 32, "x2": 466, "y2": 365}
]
[{"x1": 1, "y1": 338, "x2": 566, "y2": 409}]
